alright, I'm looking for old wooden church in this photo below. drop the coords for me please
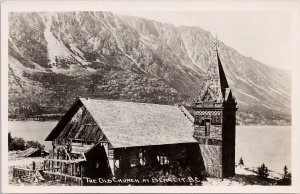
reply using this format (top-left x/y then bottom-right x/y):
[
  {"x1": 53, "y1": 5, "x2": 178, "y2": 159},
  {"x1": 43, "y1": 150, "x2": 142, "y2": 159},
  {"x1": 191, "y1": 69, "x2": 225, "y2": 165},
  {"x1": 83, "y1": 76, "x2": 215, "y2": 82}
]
[{"x1": 44, "y1": 41, "x2": 237, "y2": 183}]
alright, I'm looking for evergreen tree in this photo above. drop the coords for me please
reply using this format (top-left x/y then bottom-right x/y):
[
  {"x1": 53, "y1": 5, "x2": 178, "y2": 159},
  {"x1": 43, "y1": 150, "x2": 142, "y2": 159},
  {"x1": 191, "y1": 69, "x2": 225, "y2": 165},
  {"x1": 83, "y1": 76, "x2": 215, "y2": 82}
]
[
  {"x1": 283, "y1": 165, "x2": 289, "y2": 179},
  {"x1": 257, "y1": 163, "x2": 269, "y2": 179},
  {"x1": 238, "y1": 157, "x2": 244, "y2": 165},
  {"x1": 277, "y1": 165, "x2": 291, "y2": 185}
]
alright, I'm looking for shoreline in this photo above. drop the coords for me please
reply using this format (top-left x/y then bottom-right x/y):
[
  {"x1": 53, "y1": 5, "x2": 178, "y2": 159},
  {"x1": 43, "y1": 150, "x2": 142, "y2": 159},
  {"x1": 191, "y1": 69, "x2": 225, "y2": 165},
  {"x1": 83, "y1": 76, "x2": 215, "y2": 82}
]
[{"x1": 7, "y1": 152, "x2": 284, "y2": 186}]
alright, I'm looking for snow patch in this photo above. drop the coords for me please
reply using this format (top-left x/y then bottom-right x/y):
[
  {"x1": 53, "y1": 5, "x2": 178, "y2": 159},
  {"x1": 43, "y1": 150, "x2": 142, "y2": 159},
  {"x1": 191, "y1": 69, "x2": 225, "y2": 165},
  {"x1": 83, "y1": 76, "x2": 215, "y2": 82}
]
[
  {"x1": 262, "y1": 104, "x2": 273, "y2": 110},
  {"x1": 269, "y1": 87, "x2": 290, "y2": 97},
  {"x1": 69, "y1": 43, "x2": 85, "y2": 58},
  {"x1": 44, "y1": 14, "x2": 73, "y2": 64},
  {"x1": 236, "y1": 89, "x2": 260, "y2": 102},
  {"x1": 235, "y1": 165, "x2": 256, "y2": 176},
  {"x1": 44, "y1": 14, "x2": 90, "y2": 68},
  {"x1": 202, "y1": 178, "x2": 243, "y2": 186}
]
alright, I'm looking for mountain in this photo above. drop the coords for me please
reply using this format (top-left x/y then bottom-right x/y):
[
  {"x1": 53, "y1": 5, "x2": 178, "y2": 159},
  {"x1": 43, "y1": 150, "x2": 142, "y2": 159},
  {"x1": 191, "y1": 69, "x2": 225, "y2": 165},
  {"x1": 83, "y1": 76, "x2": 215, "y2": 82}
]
[{"x1": 8, "y1": 11, "x2": 291, "y2": 125}]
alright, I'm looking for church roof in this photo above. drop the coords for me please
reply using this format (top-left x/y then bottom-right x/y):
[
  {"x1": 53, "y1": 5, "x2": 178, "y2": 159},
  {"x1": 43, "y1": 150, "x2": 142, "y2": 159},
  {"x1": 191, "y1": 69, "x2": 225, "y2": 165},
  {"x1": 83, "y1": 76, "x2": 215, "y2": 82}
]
[
  {"x1": 196, "y1": 44, "x2": 230, "y2": 103},
  {"x1": 46, "y1": 98, "x2": 197, "y2": 148}
]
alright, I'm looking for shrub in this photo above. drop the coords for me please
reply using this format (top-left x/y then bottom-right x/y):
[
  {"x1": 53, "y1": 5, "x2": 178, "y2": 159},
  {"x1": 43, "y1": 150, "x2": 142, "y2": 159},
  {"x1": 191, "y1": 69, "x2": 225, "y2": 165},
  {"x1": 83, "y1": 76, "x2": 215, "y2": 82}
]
[
  {"x1": 9, "y1": 136, "x2": 26, "y2": 151},
  {"x1": 257, "y1": 163, "x2": 269, "y2": 179},
  {"x1": 26, "y1": 140, "x2": 41, "y2": 148},
  {"x1": 8, "y1": 133, "x2": 42, "y2": 151},
  {"x1": 8, "y1": 132, "x2": 13, "y2": 150}
]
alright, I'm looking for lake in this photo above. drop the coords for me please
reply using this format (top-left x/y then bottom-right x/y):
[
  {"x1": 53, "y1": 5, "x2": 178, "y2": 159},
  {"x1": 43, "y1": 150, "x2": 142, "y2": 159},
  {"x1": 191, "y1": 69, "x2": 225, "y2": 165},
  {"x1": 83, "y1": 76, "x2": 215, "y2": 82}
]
[{"x1": 8, "y1": 121, "x2": 291, "y2": 173}]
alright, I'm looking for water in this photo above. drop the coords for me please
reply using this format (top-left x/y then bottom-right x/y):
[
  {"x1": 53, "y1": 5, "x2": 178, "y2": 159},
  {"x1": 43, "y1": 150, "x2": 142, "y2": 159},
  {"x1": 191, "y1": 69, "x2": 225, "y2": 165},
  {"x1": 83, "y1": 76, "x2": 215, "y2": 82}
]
[
  {"x1": 8, "y1": 121, "x2": 291, "y2": 173},
  {"x1": 236, "y1": 125, "x2": 291, "y2": 174},
  {"x1": 8, "y1": 121, "x2": 57, "y2": 151}
]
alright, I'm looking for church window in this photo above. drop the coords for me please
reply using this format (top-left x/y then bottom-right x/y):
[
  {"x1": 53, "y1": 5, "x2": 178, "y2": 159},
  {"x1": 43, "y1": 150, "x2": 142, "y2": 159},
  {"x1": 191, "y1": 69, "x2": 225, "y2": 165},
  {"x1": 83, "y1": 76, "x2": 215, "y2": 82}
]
[
  {"x1": 195, "y1": 116, "x2": 202, "y2": 124},
  {"x1": 202, "y1": 90, "x2": 214, "y2": 107},
  {"x1": 114, "y1": 159, "x2": 120, "y2": 169},
  {"x1": 130, "y1": 151, "x2": 139, "y2": 167},
  {"x1": 211, "y1": 115, "x2": 221, "y2": 125},
  {"x1": 139, "y1": 150, "x2": 146, "y2": 166},
  {"x1": 157, "y1": 155, "x2": 169, "y2": 165},
  {"x1": 204, "y1": 119, "x2": 211, "y2": 136}
]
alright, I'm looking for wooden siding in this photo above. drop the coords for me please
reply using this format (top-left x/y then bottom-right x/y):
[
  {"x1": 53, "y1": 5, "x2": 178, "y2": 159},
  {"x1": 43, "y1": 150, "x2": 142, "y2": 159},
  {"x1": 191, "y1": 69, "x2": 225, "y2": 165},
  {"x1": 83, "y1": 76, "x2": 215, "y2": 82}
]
[
  {"x1": 199, "y1": 144, "x2": 222, "y2": 178},
  {"x1": 113, "y1": 143, "x2": 204, "y2": 179},
  {"x1": 56, "y1": 106, "x2": 110, "y2": 146}
]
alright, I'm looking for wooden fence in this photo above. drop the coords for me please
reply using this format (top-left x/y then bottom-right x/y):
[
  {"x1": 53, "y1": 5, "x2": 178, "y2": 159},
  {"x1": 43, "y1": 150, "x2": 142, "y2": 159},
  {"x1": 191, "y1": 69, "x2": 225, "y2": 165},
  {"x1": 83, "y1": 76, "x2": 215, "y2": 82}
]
[
  {"x1": 12, "y1": 167, "x2": 40, "y2": 183},
  {"x1": 13, "y1": 167, "x2": 35, "y2": 178},
  {"x1": 42, "y1": 171, "x2": 87, "y2": 186}
]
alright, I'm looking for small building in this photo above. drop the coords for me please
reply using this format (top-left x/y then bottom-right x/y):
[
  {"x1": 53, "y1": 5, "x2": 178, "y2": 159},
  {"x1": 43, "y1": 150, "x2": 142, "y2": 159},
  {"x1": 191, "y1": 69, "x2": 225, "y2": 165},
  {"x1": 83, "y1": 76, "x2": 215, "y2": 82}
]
[{"x1": 44, "y1": 40, "x2": 237, "y2": 183}]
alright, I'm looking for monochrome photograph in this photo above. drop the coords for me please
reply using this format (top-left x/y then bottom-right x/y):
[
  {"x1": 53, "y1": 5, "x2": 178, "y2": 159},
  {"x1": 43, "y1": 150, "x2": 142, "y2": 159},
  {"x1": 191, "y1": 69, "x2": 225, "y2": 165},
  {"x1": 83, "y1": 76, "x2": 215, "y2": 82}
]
[{"x1": 1, "y1": 0, "x2": 300, "y2": 193}]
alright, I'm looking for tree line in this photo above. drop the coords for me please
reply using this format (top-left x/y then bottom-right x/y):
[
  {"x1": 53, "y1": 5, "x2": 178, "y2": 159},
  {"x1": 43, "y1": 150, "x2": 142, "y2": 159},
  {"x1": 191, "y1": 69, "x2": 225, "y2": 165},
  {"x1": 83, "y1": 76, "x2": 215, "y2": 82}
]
[
  {"x1": 8, "y1": 132, "x2": 43, "y2": 151},
  {"x1": 238, "y1": 157, "x2": 291, "y2": 185}
]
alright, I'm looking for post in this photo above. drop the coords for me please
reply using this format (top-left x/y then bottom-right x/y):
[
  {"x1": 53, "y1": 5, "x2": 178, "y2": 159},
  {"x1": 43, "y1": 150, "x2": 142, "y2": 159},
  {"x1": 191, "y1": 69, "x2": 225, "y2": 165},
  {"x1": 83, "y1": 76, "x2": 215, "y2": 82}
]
[
  {"x1": 57, "y1": 149, "x2": 59, "y2": 168},
  {"x1": 52, "y1": 141, "x2": 55, "y2": 159},
  {"x1": 71, "y1": 163, "x2": 73, "y2": 176},
  {"x1": 32, "y1": 161, "x2": 36, "y2": 170},
  {"x1": 73, "y1": 163, "x2": 75, "y2": 176},
  {"x1": 61, "y1": 162, "x2": 63, "y2": 174},
  {"x1": 80, "y1": 164, "x2": 83, "y2": 186}
]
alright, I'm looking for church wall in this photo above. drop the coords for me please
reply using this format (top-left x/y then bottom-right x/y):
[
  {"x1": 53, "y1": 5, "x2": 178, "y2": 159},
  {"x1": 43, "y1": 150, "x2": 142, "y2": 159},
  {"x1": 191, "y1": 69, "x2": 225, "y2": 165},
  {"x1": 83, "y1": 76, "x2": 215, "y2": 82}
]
[
  {"x1": 222, "y1": 109, "x2": 236, "y2": 177},
  {"x1": 193, "y1": 109, "x2": 223, "y2": 178},
  {"x1": 210, "y1": 125, "x2": 222, "y2": 139},
  {"x1": 193, "y1": 110, "x2": 222, "y2": 139},
  {"x1": 193, "y1": 107, "x2": 236, "y2": 178},
  {"x1": 51, "y1": 105, "x2": 116, "y2": 177},
  {"x1": 199, "y1": 144, "x2": 222, "y2": 178},
  {"x1": 113, "y1": 143, "x2": 205, "y2": 181}
]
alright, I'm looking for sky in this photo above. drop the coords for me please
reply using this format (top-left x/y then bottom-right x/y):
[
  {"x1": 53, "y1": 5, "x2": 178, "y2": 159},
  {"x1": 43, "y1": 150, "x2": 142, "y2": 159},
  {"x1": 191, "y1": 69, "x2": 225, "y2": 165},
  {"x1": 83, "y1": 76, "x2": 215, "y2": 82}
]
[{"x1": 115, "y1": 11, "x2": 292, "y2": 70}]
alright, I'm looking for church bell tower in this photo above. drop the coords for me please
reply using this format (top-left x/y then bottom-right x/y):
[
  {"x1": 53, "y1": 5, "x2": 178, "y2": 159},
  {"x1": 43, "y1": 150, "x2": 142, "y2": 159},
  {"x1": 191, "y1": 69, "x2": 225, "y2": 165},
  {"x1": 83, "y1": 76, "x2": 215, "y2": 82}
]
[{"x1": 193, "y1": 38, "x2": 237, "y2": 178}]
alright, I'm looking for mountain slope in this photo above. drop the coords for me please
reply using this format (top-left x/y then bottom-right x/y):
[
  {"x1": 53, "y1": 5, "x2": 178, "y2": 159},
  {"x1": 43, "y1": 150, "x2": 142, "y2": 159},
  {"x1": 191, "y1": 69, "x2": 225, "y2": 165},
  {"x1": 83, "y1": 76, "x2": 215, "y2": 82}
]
[{"x1": 8, "y1": 12, "x2": 291, "y2": 125}]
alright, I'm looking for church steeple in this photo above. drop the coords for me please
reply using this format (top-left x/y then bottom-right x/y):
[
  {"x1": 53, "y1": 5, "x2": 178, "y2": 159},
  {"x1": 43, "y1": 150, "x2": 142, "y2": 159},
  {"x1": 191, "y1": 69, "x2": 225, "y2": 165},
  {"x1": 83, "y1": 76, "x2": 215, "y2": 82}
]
[
  {"x1": 192, "y1": 37, "x2": 237, "y2": 178},
  {"x1": 195, "y1": 37, "x2": 233, "y2": 107}
]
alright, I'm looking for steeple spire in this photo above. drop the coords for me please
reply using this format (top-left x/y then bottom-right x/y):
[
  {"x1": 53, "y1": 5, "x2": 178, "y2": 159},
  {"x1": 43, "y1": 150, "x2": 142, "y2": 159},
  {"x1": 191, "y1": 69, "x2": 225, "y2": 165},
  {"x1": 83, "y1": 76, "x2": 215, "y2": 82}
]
[
  {"x1": 195, "y1": 37, "x2": 232, "y2": 107},
  {"x1": 214, "y1": 33, "x2": 219, "y2": 51}
]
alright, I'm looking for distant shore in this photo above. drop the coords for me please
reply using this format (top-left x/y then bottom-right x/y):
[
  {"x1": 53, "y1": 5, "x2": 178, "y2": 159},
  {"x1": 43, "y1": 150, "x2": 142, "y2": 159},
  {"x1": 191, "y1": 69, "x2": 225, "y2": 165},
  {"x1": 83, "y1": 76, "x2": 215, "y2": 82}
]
[{"x1": 7, "y1": 118, "x2": 292, "y2": 126}]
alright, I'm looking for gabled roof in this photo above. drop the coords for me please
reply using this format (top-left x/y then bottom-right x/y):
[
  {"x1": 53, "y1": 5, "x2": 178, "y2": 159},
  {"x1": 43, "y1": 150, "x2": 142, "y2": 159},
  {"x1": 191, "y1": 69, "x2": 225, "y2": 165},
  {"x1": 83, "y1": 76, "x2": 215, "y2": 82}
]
[
  {"x1": 46, "y1": 98, "x2": 197, "y2": 148},
  {"x1": 80, "y1": 98, "x2": 197, "y2": 148}
]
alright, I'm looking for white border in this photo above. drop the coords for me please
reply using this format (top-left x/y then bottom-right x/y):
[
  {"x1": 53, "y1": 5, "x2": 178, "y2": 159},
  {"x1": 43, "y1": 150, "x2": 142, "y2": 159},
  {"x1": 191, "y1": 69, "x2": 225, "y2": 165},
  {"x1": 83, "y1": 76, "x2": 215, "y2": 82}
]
[{"x1": 1, "y1": 0, "x2": 300, "y2": 193}]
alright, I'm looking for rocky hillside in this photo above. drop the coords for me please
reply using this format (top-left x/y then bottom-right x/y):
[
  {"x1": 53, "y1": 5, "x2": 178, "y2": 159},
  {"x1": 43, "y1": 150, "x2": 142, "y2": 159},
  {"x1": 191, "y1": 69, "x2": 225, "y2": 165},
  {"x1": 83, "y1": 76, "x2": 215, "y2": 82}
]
[{"x1": 8, "y1": 12, "x2": 291, "y2": 125}]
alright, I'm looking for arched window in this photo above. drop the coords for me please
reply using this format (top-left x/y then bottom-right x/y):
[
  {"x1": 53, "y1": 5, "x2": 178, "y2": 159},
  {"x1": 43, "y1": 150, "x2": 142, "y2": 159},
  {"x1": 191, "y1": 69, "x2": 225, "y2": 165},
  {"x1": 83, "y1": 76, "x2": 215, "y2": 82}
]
[
  {"x1": 139, "y1": 149, "x2": 146, "y2": 166},
  {"x1": 202, "y1": 89, "x2": 215, "y2": 107}
]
